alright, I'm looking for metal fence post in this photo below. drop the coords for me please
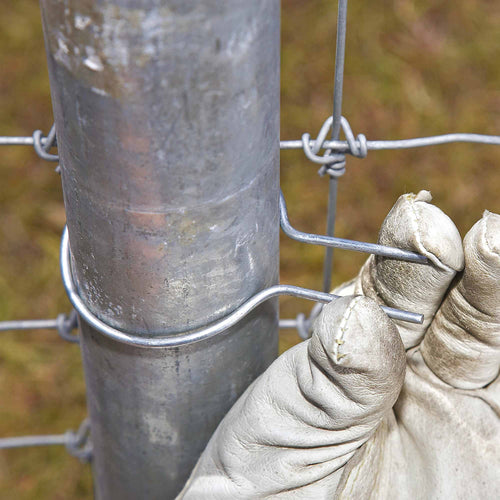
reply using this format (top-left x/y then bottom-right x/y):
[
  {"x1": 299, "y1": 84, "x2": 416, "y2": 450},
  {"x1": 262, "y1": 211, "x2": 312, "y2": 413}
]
[{"x1": 39, "y1": 2, "x2": 280, "y2": 498}]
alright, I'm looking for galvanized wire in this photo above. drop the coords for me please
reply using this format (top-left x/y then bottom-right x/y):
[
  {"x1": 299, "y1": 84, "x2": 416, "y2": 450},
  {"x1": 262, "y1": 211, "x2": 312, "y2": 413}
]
[
  {"x1": 0, "y1": 124, "x2": 58, "y2": 156},
  {"x1": 2, "y1": 128, "x2": 500, "y2": 154},
  {"x1": 320, "y1": 0, "x2": 348, "y2": 295},
  {"x1": 280, "y1": 129, "x2": 500, "y2": 153},
  {"x1": 0, "y1": 434, "x2": 68, "y2": 448},
  {"x1": 0, "y1": 318, "x2": 60, "y2": 331},
  {"x1": 0, "y1": 419, "x2": 92, "y2": 463},
  {"x1": 278, "y1": 0, "x2": 500, "y2": 337},
  {"x1": 61, "y1": 227, "x2": 423, "y2": 348},
  {"x1": 0, "y1": 136, "x2": 50, "y2": 146},
  {"x1": 280, "y1": 190, "x2": 428, "y2": 263},
  {"x1": 1, "y1": 122, "x2": 499, "y2": 348},
  {"x1": 0, "y1": 311, "x2": 79, "y2": 343},
  {"x1": 32, "y1": 124, "x2": 58, "y2": 161}
]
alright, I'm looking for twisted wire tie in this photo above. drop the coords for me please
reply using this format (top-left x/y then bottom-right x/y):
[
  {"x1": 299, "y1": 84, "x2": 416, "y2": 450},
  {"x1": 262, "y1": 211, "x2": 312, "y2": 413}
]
[
  {"x1": 33, "y1": 123, "x2": 61, "y2": 173},
  {"x1": 33, "y1": 124, "x2": 58, "y2": 161},
  {"x1": 56, "y1": 310, "x2": 80, "y2": 344},
  {"x1": 301, "y1": 116, "x2": 367, "y2": 178},
  {"x1": 64, "y1": 418, "x2": 92, "y2": 463}
]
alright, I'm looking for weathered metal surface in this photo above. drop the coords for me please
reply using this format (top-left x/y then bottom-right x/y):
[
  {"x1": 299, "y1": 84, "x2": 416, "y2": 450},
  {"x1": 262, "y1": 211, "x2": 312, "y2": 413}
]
[{"x1": 40, "y1": 1, "x2": 280, "y2": 497}]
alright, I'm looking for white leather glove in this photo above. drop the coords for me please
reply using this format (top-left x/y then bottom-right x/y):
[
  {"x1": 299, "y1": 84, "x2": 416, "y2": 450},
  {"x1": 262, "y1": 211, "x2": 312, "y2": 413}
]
[{"x1": 179, "y1": 191, "x2": 500, "y2": 499}]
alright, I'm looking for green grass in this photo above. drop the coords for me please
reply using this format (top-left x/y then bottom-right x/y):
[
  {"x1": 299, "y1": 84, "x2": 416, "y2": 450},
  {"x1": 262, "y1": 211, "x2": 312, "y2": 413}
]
[{"x1": 0, "y1": 0, "x2": 499, "y2": 497}]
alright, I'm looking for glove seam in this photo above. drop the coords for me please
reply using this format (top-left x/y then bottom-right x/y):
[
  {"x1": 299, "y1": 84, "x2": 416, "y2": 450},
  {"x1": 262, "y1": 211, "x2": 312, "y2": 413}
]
[
  {"x1": 334, "y1": 296, "x2": 363, "y2": 363},
  {"x1": 409, "y1": 197, "x2": 454, "y2": 273}
]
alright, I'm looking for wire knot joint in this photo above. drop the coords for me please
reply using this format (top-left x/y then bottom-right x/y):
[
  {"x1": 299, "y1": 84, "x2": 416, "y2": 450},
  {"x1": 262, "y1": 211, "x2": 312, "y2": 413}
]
[
  {"x1": 33, "y1": 124, "x2": 59, "y2": 162},
  {"x1": 301, "y1": 116, "x2": 367, "y2": 178},
  {"x1": 65, "y1": 418, "x2": 92, "y2": 463}
]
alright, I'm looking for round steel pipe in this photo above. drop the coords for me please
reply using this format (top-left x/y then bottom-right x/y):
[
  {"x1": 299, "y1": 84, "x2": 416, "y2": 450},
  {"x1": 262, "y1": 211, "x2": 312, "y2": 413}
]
[{"x1": 40, "y1": 1, "x2": 280, "y2": 497}]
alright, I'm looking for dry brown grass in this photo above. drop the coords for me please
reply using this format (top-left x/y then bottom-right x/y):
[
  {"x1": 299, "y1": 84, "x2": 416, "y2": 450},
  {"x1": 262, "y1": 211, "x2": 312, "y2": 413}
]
[{"x1": 0, "y1": 1, "x2": 498, "y2": 497}]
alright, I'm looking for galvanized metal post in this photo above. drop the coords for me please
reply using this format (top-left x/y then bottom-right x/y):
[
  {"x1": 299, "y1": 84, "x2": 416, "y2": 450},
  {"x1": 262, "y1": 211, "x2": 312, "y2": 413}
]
[{"x1": 39, "y1": 2, "x2": 280, "y2": 498}]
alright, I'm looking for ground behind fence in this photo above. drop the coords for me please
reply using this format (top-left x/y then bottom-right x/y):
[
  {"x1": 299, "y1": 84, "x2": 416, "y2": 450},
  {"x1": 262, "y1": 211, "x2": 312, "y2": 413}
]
[{"x1": 1, "y1": 0, "x2": 499, "y2": 498}]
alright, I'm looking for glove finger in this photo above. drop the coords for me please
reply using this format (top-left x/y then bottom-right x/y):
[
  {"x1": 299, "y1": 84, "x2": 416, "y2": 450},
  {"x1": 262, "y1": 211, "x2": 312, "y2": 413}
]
[
  {"x1": 339, "y1": 190, "x2": 464, "y2": 349},
  {"x1": 420, "y1": 211, "x2": 500, "y2": 389},
  {"x1": 180, "y1": 296, "x2": 405, "y2": 498},
  {"x1": 306, "y1": 296, "x2": 406, "y2": 427}
]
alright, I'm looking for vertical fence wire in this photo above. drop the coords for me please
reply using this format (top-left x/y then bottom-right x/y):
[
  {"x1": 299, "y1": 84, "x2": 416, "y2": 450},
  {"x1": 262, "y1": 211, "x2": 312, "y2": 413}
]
[{"x1": 322, "y1": 0, "x2": 348, "y2": 293}]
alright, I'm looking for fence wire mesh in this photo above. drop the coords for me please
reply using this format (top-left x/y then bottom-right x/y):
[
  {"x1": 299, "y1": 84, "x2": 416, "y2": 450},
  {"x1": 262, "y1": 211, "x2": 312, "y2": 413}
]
[{"x1": 1, "y1": 0, "x2": 499, "y2": 498}]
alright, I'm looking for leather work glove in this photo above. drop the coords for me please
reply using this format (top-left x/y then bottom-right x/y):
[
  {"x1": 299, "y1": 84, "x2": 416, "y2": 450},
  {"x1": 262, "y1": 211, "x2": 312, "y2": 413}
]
[{"x1": 179, "y1": 191, "x2": 500, "y2": 499}]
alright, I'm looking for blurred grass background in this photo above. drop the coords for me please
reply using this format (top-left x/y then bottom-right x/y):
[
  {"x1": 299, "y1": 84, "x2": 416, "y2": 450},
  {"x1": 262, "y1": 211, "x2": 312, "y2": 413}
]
[{"x1": 0, "y1": 0, "x2": 498, "y2": 497}]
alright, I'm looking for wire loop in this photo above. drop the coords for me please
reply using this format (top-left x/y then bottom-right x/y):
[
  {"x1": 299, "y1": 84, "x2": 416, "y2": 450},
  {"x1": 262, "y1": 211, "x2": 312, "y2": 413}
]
[
  {"x1": 64, "y1": 418, "x2": 92, "y2": 463},
  {"x1": 301, "y1": 116, "x2": 367, "y2": 178},
  {"x1": 32, "y1": 124, "x2": 59, "y2": 162},
  {"x1": 56, "y1": 310, "x2": 79, "y2": 343}
]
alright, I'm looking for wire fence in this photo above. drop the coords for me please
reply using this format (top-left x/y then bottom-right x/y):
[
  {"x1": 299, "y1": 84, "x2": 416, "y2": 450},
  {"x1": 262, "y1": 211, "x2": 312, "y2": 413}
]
[{"x1": 1, "y1": 0, "x2": 499, "y2": 483}]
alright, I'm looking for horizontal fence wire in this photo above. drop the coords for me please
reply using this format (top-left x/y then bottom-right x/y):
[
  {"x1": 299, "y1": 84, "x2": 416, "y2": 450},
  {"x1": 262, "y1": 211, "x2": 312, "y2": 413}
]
[
  {"x1": 0, "y1": 136, "x2": 44, "y2": 146},
  {"x1": 2, "y1": 129, "x2": 500, "y2": 154},
  {"x1": 0, "y1": 434, "x2": 68, "y2": 448},
  {"x1": 0, "y1": 318, "x2": 60, "y2": 331},
  {"x1": 281, "y1": 132, "x2": 500, "y2": 152},
  {"x1": 0, "y1": 419, "x2": 92, "y2": 462},
  {"x1": 0, "y1": 311, "x2": 79, "y2": 343}
]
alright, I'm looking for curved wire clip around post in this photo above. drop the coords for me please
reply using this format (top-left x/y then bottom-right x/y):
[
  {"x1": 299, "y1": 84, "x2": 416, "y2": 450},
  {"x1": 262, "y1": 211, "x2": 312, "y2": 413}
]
[
  {"x1": 279, "y1": 190, "x2": 428, "y2": 264},
  {"x1": 60, "y1": 227, "x2": 423, "y2": 349},
  {"x1": 301, "y1": 116, "x2": 367, "y2": 178}
]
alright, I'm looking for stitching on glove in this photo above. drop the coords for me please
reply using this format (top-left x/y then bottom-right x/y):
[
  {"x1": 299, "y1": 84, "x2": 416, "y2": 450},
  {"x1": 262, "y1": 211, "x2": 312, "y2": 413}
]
[
  {"x1": 334, "y1": 296, "x2": 363, "y2": 362},
  {"x1": 408, "y1": 195, "x2": 453, "y2": 273}
]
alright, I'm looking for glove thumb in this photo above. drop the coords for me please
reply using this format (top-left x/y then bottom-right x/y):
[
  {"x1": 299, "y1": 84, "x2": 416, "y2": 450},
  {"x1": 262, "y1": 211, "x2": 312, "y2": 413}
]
[{"x1": 180, "y1": 295, "x2": 405, "y2": 498}]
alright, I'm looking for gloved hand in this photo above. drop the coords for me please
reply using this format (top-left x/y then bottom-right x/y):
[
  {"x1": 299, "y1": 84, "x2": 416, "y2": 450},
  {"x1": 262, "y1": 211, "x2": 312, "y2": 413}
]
[{"x1": 179, "y1": 191, "x2": 500, "y2": 499}]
